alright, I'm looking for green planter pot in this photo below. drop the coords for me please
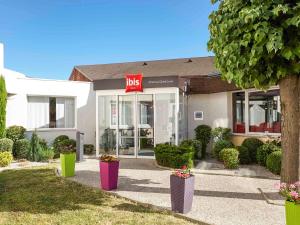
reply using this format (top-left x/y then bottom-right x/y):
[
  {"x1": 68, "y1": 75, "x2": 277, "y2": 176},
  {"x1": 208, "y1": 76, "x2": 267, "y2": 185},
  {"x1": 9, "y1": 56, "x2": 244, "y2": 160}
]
[
  {"x1": 285, "y1": 201, "x2": 300, "y2": 225},
  {"x1": 60, "y1": 153, "x2": 76, "y2": 177}
]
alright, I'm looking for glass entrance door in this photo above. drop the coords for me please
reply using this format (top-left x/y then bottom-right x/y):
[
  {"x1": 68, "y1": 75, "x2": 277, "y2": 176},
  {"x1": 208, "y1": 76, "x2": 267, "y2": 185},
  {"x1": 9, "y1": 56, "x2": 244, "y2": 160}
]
[
  {"x1": 137, "y1": 94, "x2": 154, "y2": 157},
  {"x1": 118, "y1": 95, "x2": 135, "y2": 156}
]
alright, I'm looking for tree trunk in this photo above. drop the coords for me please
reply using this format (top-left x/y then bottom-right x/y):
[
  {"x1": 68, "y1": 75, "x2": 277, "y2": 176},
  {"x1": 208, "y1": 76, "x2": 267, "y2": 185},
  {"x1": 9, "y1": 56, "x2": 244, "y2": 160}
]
[{"x1": 279, "y1": 75, "x2": 300, "y2": 183}]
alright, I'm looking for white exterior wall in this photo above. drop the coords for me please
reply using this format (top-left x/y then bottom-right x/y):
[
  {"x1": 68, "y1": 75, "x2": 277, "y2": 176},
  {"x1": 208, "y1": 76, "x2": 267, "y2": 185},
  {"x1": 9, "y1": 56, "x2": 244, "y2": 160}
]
[
  {"x1": 187, "y1": 92, "x2": 232, "y2": 138},
  {"x1": 4, "y1": 71, "x2": 96, "y2": 146}
]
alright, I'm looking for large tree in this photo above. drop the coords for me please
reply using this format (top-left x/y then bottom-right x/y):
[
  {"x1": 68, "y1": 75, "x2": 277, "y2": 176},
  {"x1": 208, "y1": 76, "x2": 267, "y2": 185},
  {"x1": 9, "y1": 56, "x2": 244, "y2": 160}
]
[
  {"x1": 0, "y1": 75, "x2": 7, "y2": 138},
  {"x1": 208, "y1": 0, "x2": 300, "y2": 183}
]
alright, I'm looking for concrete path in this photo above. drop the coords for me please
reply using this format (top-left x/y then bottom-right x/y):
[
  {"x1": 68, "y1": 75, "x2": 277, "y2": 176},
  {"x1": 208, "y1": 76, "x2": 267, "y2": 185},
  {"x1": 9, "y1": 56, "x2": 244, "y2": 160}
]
[{"x1": 69, "y1": 158, "x2": 285, "y2": 225}]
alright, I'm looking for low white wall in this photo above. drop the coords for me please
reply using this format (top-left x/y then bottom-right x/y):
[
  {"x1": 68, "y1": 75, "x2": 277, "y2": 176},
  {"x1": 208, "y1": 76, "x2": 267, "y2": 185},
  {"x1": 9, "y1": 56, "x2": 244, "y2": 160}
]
[
  {"x1": 187, "y1": 92, "x2": 232, "y2": 151},
  {"x1": 5, "y1": 73, "x2": 96, "y2": 146}
]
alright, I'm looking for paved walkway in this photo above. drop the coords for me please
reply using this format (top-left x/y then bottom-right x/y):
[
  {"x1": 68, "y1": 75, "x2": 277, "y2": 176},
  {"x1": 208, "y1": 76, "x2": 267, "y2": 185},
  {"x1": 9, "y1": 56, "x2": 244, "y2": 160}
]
[{"x1": 68, "y1": 158, "x2": 285, "y2": 225}]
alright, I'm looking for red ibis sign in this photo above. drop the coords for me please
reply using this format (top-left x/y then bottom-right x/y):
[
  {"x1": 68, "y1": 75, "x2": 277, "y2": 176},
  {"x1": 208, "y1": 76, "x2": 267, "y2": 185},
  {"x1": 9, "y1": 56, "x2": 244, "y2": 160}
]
[{"x1": 125, "y1": 74, "x2": 143, "y2": 92}]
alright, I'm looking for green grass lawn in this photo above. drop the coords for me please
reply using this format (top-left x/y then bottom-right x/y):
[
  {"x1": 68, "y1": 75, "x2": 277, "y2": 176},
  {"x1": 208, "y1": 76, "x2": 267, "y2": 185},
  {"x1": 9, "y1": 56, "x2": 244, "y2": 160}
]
[{"x1": 0, "y1": 167, "x2": 198, "y2": 225}]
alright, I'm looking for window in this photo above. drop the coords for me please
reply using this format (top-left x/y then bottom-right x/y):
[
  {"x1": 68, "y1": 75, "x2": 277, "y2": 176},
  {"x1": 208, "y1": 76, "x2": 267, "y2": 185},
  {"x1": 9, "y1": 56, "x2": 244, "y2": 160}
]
[
  {"x1": 232, "y1": 92, "x2": 245, "y2": 133},
  {"x1": 232, "y1": 89, "x2": 281, "y2": 134},
  {"x1": 194, "y1": 111, "x2": 204, "y2": 120},
  {"x1": 249, "y1": 89, "x2": 281, "y2": 133},
  {"x1": 27, "y1": 96, "x2": 75, "y2": 129}
]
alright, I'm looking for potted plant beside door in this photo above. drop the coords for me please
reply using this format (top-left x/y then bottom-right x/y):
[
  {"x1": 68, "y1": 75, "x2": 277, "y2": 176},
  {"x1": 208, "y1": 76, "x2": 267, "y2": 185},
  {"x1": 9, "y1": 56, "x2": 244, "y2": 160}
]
[
  {"x1": 170, "y1": 165, "x2": 195, "y2": 214},
  {"x1": 278, "y1": 181, "x2": 300, "y2": 225},
  {"x1": 59, "y1": 139, "x2": 76, "y2": 177},
  {"x1": 99, "y1": 155, "x2": 119, "y2": 190}
]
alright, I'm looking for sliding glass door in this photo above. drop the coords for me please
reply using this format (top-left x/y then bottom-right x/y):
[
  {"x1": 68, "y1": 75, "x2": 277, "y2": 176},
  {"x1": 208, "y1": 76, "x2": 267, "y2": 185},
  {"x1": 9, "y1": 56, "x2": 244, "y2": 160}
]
[
  {"x1": 97, "y1": 90, "x2": 178, "y2": 158},
  {"x1": 118, "y1": 95, "x2": 135, "y2": 156},
  {"x1": 137, "y1": 94, "x2": 154, "y2": 157}
]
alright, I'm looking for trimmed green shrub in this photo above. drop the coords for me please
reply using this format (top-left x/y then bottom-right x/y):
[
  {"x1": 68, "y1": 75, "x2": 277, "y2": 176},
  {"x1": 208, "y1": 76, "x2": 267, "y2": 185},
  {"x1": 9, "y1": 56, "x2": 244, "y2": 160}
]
[
  {"x1": 14, "y1": 139, "x2": 30, "y2": 159},
  {"x1": 5, "y1": 126, "x2": 26, "y2": 143},
  {"x1": 0, "y1": 138, "x2": 13, "y2": 152},
  {"x1": 257, "y1": 143, "x2": 281, "y2": 166},
  {"x1": 212, "y1": 127, "x2": 231, "y2": 142},
  {"x1": 53, "y1": 135, "x2": 70, "y2": 157},
  {"x1": 194, "y1": 125, "x2": 212, "y2": 159},
  {"x1": 241, "y1": 138, "x2": 264, "y2": 163},
  {"x1": 84, "y1": 144, "x2": 94, "y2": 155},
  {"x1": 238, "y1": 145, "x2": 251, "y2": 164},
  {"x1": 39, "y1": 138, "x2": 48, "y2": 150},
  {"x1": 0, "y1": 76, "x2": 7, "y2": 138},
  {"x1": 213, "y1": 140, "x2": 234, "y2": 160},
  {"x1": 219, "y1": 148, "x2": 239, "y2": 169},
  {"x1": 0, "y1": 151, "x2": 13, "y2": 167},
  {"x1": 154, "y1": 143, "x2": 195, "y2": 168},
  {"x1": 266, "y1": 151, "x2": 282, "y2": 175},
  {"x1": 29, "y1": 131, "x2": 42, "y2": 161},
  {"x1": 58, "y1": 139, "x2": 76, "y2": 154},
  {"x1": 180, "y1": 139, "x2": 202, "y2": 159},
  {"x1": 37, "y1": 147, "x2": 55, "y2": 162}
]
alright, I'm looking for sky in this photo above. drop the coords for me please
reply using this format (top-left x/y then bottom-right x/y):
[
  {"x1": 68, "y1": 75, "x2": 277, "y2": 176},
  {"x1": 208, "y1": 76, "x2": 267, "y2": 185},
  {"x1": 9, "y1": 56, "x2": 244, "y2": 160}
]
[{"x1": 0, "y1": 0, "x2": 217, "y2": 80}]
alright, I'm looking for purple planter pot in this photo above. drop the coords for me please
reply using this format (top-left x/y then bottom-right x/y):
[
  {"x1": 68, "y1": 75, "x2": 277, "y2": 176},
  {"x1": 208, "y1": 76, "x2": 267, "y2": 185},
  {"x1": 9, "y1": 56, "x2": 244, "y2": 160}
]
[
  {"x1": 170, "y1": 174, "x2": 195, "y2": 214},
  {"x1": 99, "y1": 160, "x2": 119, "y2": 191}
]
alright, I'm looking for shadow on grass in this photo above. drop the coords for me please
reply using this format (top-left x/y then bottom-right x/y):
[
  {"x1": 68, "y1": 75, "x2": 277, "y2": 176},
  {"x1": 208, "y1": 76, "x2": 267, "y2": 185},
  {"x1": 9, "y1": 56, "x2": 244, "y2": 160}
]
[{"x1": 0, "y1": 168, "x2": 106, "y2": 214}]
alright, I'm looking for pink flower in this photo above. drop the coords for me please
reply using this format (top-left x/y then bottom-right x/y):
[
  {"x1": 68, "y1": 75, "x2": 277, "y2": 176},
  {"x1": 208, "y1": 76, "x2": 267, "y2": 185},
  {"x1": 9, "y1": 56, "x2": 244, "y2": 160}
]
[
  {"x1": 280, "y1": 183, "x2": 287, "y2": 189},
  {"x1": 295, "y1": 181, "x2": 300, "y2": 188},
  {"x1": 290, "y1": 191, "x2": 299, "y2": 200},
  {"x1": 289, "y1": 184, "x2": 296, "y2": 190}
]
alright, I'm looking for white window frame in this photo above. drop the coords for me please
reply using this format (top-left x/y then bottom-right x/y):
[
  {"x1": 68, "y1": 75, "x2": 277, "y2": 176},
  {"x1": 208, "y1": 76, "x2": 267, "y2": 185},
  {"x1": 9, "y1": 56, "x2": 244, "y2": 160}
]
[
  {"x1": 26, "y1": 95, "x2": 77, "y2": 131},
  {"x1": 231, "y1": 86, "x2": 281, "y2": 137}
]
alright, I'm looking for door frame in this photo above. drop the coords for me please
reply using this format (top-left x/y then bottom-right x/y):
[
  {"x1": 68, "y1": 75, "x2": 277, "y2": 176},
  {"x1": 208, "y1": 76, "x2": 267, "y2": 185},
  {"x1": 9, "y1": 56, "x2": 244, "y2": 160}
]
[{"x1": 96, "y1": 87, "x2": 179, "y2": 158}]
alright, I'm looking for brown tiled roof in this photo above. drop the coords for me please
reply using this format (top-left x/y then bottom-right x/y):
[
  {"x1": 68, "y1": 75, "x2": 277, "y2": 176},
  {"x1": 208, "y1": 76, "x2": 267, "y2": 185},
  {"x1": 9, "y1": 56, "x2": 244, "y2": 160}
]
[{"x1": 70, "y1": 56, "x2": 217, "y2": 81}]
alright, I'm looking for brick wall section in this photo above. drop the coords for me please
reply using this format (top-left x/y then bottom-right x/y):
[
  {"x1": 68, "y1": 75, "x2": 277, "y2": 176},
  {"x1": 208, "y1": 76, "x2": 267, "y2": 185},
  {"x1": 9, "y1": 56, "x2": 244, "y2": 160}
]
[{"x1": 69, "y1": 68, "x2": 91, "y2": 82}]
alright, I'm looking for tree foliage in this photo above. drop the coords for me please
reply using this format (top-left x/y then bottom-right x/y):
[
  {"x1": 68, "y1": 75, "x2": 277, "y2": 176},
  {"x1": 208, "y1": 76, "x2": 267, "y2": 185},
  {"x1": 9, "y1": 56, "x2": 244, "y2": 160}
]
[
  {"x1": 0, "y1": 76, "x2": 7, "y2": 138},
  {"x1": 208, "y1": 0, "x2": 300, "y2": 88}
]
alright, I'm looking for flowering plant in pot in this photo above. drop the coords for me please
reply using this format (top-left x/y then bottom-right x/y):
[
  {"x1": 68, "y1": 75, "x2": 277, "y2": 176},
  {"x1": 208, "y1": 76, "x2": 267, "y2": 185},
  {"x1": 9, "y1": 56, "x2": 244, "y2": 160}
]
[
  {"x1": 59, "y1": 139, "x2": 76, "y2": 177},
  {"x1": 170, "y1": 165, "x2": 195, "y2": 214},
  {"x1": 99, "y1": 155, "x2": 119, "y2": 191},
  {"x1": 277, "y1": 181, "x2": 300, "y2": 225}
]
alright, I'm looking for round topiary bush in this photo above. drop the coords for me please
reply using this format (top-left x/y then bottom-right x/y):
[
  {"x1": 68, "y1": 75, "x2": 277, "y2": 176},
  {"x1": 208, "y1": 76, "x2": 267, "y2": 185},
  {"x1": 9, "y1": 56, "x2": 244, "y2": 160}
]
[
  {"x1": 14, "y1": 139, "x2": 30, "y2": 159},
  {"x1": 194, "y1": 125, "x2": 212, "y2": 159},
  {"x1": 211, "y1": 127, "x2": 232, "y2": 142},
  {"x1": 5, "y1": 126, "x2": 26, "y2": 143},
  {"x1": 219, "y1": 148, "x2": 239, "y2": 169},
  {"x1": 257, "y1": 143, "x2": 281, "y2": 166},
  {"x1": 238, "y1": 145, "x2": 251, "y2": 164},
  {"x1": 0, "y1": 138, "x2": 13, "y2": 152},
  {"x1": 180, "y1": 139, "x2": 202, "y2": 159},
  {"x1": 84, "y1": 144, "x2": 95, "y2": 155},
  {"x1": 241, "y1": 138, "x2": 264, "y2": 163},
  {"x1": 0, "y1": 151, "x2": 13, "y2": 167},
  {"x1": 266, "y1": 151, "x2": 282, "y2": 175},
  {"x1": 53, "y1": 135, "x2": 70, "y2": 157},
  {"x1": 213, "y1": 140, "x2": 234, "y2": 160},
  {"x1": 58, "y1": 139, "x2": 76, "y2": 154}
]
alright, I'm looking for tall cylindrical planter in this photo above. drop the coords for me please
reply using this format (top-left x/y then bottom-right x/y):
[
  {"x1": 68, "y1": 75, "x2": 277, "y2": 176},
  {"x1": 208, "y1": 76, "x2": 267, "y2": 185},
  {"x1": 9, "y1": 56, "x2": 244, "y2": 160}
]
[
  {"x1": 285, "y1": 201, "x2": 300, "y2": 225},
  {"x1": 170, "y1": 174, "x2": 195, "y2": 214},
  {"x1": 100, "y1": 160, "x2": 119, "y2": 191},
  {"x1": 60, "y1": 153, "x2": 76, "y2": 177}
]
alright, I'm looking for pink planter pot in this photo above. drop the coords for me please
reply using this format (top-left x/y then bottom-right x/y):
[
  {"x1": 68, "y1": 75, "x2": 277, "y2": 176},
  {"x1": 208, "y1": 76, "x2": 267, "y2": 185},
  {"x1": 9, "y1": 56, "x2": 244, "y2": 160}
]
[{"x1": 99, "y1": 161, "x2": 119, "y2": 191}]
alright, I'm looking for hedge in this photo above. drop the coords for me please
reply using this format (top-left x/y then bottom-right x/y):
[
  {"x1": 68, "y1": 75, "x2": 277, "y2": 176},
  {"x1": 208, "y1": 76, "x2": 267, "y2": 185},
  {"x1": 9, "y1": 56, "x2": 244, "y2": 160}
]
[
  {"x1": 219, "y1": 148, "x2": 239, "y2": 169},
  {"x1": 266, "y1": 151, "x2": 282, "y2": 175},
  {"x1": 180, "y1": 139, "x2": 202, "y2": 159},
  {"x1": 194, "y1": 125, "x2": 212, "y2": 159},
  {"x1": 0, "y1": 138, "x2": 13, "y2": 152},
  {"x1": 238, "y1": 145, "x2": 251, "y2": 164},
  {"x1": 257, "y1": 143, "x2": 281, "y2": 166},
  {"x1": 154, "y1": 143, "x2": 195, "y2": 168},
  {"x1": 213, "y1": 140, "x2": 234, "y2": 160},
  {"x1": 0, "y1": 151, "x2": 13, "y2": 167},
  {"x1": 14, "y1": 139, "x2": 30, "y2": 159},
  {"x1": 241, "y1": 138, "x2": 264, "y2": 163},
  {"x1": 5, "y1": 126, "x2": 26, "y2": 143}
]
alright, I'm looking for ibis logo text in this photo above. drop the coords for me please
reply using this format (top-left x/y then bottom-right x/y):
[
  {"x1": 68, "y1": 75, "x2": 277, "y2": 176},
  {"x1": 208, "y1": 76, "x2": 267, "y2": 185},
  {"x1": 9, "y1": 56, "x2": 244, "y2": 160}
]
[{"x1": 125, "y1": 74, "x2": 143, "y2": 93}]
